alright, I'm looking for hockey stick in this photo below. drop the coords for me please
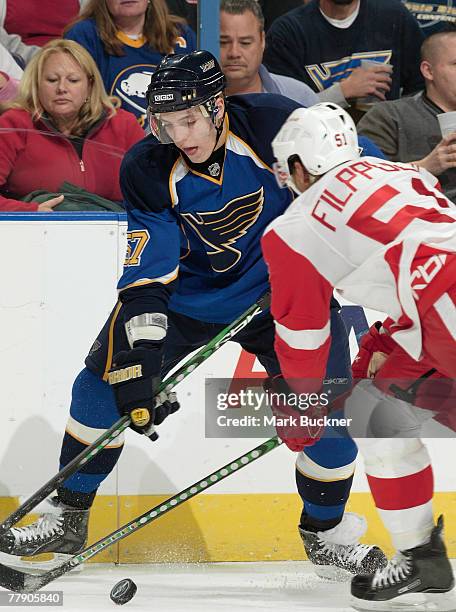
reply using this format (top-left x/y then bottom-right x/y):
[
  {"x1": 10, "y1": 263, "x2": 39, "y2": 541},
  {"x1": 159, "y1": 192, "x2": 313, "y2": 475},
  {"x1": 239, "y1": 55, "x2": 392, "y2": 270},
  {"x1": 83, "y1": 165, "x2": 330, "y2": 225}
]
[
  {"x1": 0, "y1": 436, "x2": 282, "y2": 592},
  {"x1": 0, "y1": 293, "x2": 271, "y2": 536}
]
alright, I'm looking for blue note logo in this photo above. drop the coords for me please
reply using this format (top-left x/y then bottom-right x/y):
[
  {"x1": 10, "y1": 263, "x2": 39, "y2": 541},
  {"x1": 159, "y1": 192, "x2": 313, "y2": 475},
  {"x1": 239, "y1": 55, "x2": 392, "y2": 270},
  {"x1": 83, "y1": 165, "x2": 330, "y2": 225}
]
[{"x1": 181, "y1": 187, "x2": 264, "y2": 272}]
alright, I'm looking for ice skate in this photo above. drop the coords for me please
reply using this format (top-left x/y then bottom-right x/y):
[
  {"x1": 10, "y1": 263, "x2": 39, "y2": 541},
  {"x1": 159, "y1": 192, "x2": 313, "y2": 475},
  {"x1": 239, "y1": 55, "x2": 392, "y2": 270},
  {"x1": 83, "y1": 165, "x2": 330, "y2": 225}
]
[
  {"x1": 351, "y1": 515, "x2": 456, "y2": 611},
  {"x1": 0, "y1": 497, "x2": 88, "y2": 571},
  {"x1": 299, "y1": 512, "x2": 387, "y2": 581}
]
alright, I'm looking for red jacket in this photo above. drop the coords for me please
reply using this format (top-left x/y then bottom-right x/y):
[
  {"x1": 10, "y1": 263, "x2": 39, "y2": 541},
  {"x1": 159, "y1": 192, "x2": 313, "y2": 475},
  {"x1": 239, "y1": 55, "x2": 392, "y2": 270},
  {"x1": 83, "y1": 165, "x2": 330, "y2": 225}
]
[
  {"x1": 1, "y1": 0, "x2": 82, "y2": 46},
  {"x1": 0, "y1": 108, "x2": 144, "y2": 211}
]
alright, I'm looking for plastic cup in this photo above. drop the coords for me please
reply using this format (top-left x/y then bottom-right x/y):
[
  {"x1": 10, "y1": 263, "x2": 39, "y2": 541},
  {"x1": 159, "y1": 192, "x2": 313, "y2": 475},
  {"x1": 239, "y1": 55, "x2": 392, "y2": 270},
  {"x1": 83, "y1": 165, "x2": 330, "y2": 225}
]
[
  {"x1": 437, "y1": 112, "x2": 456, "y2": 137},
  {"x1": 356, "y1": 60, "x2": 393, "y2": 108},
  {"x1": 360, "y1": 59, "x2": 393, "y2": 72}
]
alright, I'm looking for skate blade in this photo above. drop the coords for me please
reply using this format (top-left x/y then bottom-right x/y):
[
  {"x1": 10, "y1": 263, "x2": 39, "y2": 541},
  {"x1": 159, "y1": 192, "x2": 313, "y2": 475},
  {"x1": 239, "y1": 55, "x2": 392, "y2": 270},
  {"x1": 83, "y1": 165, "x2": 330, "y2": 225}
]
[
  {"x1": 351, "y1": 588, "x2": 456, "y2": 612},
  {"x1": 0, "y1": 552, "x2": 83, "y2": 573},
  {"x1": 315, "y1": 564, "x2": 353, "y2": 582}
]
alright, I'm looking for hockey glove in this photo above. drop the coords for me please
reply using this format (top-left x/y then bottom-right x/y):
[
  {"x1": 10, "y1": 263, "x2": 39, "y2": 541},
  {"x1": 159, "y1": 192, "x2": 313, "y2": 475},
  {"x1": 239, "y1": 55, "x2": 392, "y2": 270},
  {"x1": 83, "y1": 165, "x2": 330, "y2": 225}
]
[
  {"x1": 352, "y1": 321, "x2": 396, "y2": 380},
  {"x1": 263, "y1": 375, "x2": 326, "y2": 452},
  {"x1": 108, "y1": 346, "x2": 180, "y2": 438}
]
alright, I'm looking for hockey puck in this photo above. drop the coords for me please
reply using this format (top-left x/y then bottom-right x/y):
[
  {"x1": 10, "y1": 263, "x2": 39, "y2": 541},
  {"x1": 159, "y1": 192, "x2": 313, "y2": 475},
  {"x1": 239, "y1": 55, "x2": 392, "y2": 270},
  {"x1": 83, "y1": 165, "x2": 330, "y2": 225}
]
[{"x1": 110, "y1": 578, "x2": 137, "y2": 605}]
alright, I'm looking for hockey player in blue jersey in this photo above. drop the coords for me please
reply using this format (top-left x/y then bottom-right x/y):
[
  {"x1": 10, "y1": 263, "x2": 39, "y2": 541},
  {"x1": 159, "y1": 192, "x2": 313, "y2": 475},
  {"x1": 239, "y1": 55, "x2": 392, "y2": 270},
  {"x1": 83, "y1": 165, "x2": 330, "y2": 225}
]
[{"x1": 0, "y1": 50, "x2": 387, "y2": 578}]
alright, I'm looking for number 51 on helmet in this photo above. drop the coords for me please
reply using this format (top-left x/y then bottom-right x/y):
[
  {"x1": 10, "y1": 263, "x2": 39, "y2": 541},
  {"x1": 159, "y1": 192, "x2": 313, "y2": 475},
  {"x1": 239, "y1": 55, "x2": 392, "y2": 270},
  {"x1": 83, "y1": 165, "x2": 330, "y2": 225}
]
[{"x1": 272, "y1": 103, "x2": 360, "y2": 193}]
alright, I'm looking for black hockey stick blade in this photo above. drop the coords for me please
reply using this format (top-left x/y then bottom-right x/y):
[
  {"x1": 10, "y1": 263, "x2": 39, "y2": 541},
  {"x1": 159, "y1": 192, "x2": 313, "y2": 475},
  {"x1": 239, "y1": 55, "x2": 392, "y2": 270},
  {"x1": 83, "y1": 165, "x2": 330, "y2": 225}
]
[
  {"x1": 0, "y1": 563, "x2": 26, "y2": 592},
  {"x1": 0, "y1": 557, "x2": 78, "y2": 593}
]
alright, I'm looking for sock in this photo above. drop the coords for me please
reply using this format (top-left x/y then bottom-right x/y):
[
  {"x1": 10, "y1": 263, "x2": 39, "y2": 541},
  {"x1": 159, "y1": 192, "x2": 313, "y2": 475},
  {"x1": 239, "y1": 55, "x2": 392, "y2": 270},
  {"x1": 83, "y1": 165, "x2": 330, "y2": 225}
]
[
  {"x1": 58, "y1": 368, "x2": 124, "y2": 508},
  {"x1": 358, "y1": 438, "x2": 434, "y2": 550},
  {"x1": 296, "y1": 435, "x2": 357, "y2": 531}
]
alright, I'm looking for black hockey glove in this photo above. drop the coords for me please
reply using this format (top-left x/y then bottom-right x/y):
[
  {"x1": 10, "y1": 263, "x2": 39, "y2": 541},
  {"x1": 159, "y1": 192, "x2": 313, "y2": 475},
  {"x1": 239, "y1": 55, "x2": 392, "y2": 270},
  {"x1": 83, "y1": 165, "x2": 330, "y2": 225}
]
[{"x1": 108, "y1": 346, "x2": 180, "y2": 438}]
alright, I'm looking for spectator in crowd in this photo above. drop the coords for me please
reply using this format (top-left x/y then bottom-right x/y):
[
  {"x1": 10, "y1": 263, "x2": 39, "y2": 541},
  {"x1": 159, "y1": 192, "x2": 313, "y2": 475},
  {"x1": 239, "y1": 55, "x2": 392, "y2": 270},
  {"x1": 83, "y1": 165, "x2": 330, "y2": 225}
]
[
  {"x1": 0, "y1": 0, "x2": 86, "y2": 47},
  {"x1": 357, "y1": 30, "x2": 456, "y2": 202},
  {"x1": 0, "y1": 39, "x2": 143, "y2": 212},
  {"x1": 166, "y1": 0, "x2": 197, "y2": 32},
  {"x1": 64, "y1": 0, "x2": 196, "y2": 127},
  {"x1": 0, "y1": 39, "x2": 22, "y2": 100},
  {"x1": 220, "y1": 0, "x2": 385, "y2": 157},
  {"x1": 220, "y1": 0, "x2": 318, "y2": 106},
  {"x1": 402, "y1": 0, "x2": 456, "y2": 37},
  {"x1": 263, "y1": 0, "x2": 424, "y2": 110},
  {"x1": 0, "y1": 25, "x2": 39, "y2": 67}
]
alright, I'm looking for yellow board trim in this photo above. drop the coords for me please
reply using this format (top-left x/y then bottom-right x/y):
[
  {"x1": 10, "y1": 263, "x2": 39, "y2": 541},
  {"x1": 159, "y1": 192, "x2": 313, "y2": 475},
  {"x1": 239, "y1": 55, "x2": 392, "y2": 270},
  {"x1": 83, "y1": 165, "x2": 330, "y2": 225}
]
[
  {"x1": 121, "y1": 492, "x2": 456, "y2": 562},
  {"x1": 2, "y1": 493, "x2": 454, "y2": 563}
]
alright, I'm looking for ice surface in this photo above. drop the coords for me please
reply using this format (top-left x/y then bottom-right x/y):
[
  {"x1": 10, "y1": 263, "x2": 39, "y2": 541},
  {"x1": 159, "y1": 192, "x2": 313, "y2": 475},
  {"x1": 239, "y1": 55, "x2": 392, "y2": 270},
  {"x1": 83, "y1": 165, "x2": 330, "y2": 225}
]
[
  {"x1": 4, "y1": 561, "x2": 355, "y2": 612},
  {"x1": 5, "y1": 560, "x2": 456, "y2": 612}
]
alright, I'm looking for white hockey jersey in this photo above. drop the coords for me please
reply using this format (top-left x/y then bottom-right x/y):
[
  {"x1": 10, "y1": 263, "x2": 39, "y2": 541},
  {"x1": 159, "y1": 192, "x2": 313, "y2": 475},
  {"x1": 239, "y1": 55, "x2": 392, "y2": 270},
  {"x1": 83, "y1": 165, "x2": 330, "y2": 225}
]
[{"x1": 262, "y1": 157, "x2": 456, "y2": 387}]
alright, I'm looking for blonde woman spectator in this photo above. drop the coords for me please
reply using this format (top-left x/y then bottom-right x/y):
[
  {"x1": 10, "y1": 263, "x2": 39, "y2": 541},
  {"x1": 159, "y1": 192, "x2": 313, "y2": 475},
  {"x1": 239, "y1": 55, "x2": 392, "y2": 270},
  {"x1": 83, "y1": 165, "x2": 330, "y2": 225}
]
[
  {"x1": 64, "y1": 0, "x2": 196, "y2": 127},
  {"x1": 0, "y1": 39, "x2": 144, "y2": 211}
]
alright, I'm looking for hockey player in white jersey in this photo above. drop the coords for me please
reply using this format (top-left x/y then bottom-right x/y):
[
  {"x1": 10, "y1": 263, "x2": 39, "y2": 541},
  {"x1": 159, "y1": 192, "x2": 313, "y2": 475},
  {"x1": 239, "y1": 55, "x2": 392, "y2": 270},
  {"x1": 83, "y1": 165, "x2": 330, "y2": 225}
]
[{"x1": 262, "y1": 102, "x2": 456, "y2": 611}]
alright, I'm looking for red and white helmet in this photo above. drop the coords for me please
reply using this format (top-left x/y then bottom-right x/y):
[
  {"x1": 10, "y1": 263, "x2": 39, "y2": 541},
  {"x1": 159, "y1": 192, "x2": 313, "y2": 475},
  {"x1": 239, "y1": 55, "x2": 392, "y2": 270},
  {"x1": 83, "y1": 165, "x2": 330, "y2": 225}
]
[{"x1": 272, "y1": 103, "x2": 360, "y2": 191}]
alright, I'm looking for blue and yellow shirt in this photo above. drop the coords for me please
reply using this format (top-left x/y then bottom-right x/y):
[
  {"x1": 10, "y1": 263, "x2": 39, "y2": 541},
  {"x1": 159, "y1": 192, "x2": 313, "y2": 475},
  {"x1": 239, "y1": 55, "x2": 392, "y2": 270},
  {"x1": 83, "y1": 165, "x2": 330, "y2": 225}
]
[{"x1": 65, "y1": 18, "x2": 197, "y2": 127}]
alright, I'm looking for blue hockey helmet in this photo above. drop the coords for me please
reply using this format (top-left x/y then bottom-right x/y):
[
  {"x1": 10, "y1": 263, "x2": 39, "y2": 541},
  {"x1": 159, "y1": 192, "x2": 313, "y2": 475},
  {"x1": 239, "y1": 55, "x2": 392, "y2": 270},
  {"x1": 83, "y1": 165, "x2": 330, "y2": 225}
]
[{"x1": 146, "y1": 50, "x2": 226, "y2": 114}]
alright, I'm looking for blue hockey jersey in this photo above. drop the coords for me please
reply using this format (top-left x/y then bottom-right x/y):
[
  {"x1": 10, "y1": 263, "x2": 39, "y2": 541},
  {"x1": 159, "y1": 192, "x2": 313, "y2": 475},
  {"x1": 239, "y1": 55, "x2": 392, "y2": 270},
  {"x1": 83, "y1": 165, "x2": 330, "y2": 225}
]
[
  {"x1": 118, "y1": 94, "x2": 298, "y2": 323},
  {"x1": 65, "y1": 19, "x2": 196, "y2": 126},
  {"x1": 118, "y1": 94, "x2": 385, "y2": 324}
]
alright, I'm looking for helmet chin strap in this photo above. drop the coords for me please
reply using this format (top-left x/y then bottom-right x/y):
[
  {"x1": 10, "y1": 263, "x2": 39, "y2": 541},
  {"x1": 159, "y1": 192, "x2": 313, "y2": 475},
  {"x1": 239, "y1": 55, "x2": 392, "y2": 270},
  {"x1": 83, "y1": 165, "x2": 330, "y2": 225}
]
[
  {"x1": 202, "y1": 93, "x2": 226, "y2": 156},
  {"x1": 213, "y1": 110, "x2": 226, "y2": 153}
]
